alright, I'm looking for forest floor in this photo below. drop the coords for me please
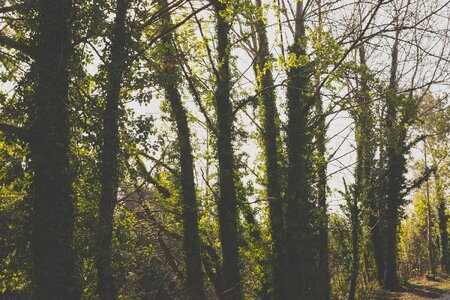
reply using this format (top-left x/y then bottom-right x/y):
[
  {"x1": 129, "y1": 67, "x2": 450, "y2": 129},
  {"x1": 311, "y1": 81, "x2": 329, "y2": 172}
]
[{"x1": 369, "y1": 276, "x2": 450, "y2": 299}]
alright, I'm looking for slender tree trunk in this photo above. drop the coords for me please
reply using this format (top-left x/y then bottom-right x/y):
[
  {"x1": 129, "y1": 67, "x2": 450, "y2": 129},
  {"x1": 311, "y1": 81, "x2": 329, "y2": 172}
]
[
  {"x1": 30, "y1": 0, "x2": 78, "y2": 298},
  {"x1": 253, "y1": 0, "x2": 285, "y2": 298},
  {"x1": 213, "y1": 2, "x2": 242, "y2": 299},
  {"x1": 97, "y1": 1, "x2": 128, "y2": 299},
  {"x1": 349, "y1": 92, "x2": 367, "y2": 300},
  {"x1": 316, "y1": 98, "x2": 331, "y2": 300},
  {"x1": 315, "y1": 1, "x2": 331, "y2": 298},
  {"x1": 157, "y1": 0, "x2": 205, "y2": 298},
  {"x1": 370, "y1": 216, "x2": 385, "y2": 284},
  {"x1": 383, "y1": 31, "x2": 401, "y2": 291},
  {"x1": 348, "y1": 145, "x2": 360, "y2": 300},
  {"x1": 383, "y1": 146, "x2": 402, "y2": 291},
  {"x1": 424, "y1": 145, "x2": 436, "y2": 275},
  {"x1": 357, "y1": 44, "x2": 385, "y2": 286},
  {"x1": 436, "y1": 173, "x2": 448, "y2": 273},
  {"x1": 285, "y1": 2, "x2": 316, "y2": 298},
  {"x1": 348, "y1": 189, "x2": 359, "y2": 300}
]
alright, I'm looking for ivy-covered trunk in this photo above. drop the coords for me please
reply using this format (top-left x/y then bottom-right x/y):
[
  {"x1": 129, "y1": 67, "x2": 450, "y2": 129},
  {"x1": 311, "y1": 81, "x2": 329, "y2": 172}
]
[
  {"x1": 30, "y1": 0, "x2": 78, "y2": 298},
  {"x1": 213, "y1": 2, "x2": 242, "y2": 299},
  {"x1": 253, "y1": 0, "x2": 285, "y2": 298},
  {"x1": 357, "y1": 44, "x2": 385, "y2": 285},
  {"x1": 315, "y1": 58, "x2": 331, "y2": 300},
  {"x1": 383, "y1": 33, "x2": 403, "y2": 291},
  {"x1": 436, "y1": 174, "x2": 448, "y2": 273},
  {"x1": 285, "y1": 2, "x2": 316, "y2": 299},
  {"x1": 157, "y1": 0, "x2": 205, "y2": 298},
  {"x1": 315, "y1": 3, "x2": 330, "y2": 297},
  {"x1": 346, "y1": 181, "x2": 359, "y2": 300},
  {"x1": 97, "y1": 1, "x2": 128, "y2": 299}
]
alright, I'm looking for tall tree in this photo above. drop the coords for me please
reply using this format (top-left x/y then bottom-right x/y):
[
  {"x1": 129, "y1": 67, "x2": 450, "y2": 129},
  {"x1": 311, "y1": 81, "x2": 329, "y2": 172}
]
[
  {"x1": 383, "y1": 29, "x2": 402, "y2": 290},
  {"x1": 314, "y1": 1, "x2": 330, "y2": 297},
  {"x1": 212, "y1": 1, "x2": 242, "y2": 299},
  {"x1": 436, "y1": 172, "x2": 448, "y2": 273},
  {"x1": 418, "y1": 93, "x2": 450, "y2": 274},
  {"x1": 97, "y1": 0, "x2": 129, "y2": 298},
  {"x1": 285, "y1": 1, "x2": 317, "y2": 298},
  {"x1": 156, "y1": 0, "x2": 205, "y2": 298},
  {"x1": 424, "y1": 144, "x2": 436, "y2": 275},
  {"x1": 342, "y1": 179, "x2": 359, "y2": 300},
  {"x1": 357, "y1": 43, "x2": 385, "y2": 285},
  {"x1": 253, "y1": 0, "x2": 285, "y2": 298},
  {"x1": 30, "y1": 0, "x2": 78, "y2": 298}
]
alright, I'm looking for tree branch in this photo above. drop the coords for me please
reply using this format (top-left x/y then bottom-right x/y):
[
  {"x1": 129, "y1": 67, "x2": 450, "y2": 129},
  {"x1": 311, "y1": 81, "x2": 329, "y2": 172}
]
[
  {"x1": 0, "y1": 123, "x2": 28, "y2": 141},
  {"x1": 402, "y1": 166, "x2": 436, "y2": 198},
  {"x1": 0, "y1": 33, "x2": 33, "y2": 56}
]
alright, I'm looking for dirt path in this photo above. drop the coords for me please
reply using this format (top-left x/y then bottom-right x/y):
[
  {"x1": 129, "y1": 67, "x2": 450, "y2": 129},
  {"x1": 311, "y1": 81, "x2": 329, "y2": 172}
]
[
  {"x1": 437, "y1": 292, "x2": 450, "y2": 300},
  {"x1": 369, "y1": 277, "x2": 450, "y2": 299}
]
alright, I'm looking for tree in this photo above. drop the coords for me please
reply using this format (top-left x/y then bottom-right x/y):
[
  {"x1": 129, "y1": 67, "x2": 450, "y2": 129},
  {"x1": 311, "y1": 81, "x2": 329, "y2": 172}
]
[
  {"x1": 29, "y1": 0, "x2": 78, "y2": 298},
  {"x1": 342, "y1": 179, "x2": 359, "y2": 300},
  {"x1": 356, "y1": 43, "x2": 385, "y2": 286},
  {"x1": 284, "y1": 1, "x2": 317, "y2": 298},
  {"x1": 156, "y1": 0, "x2": 205, "y2": 297},
  {"x1": 252, "y1": 0, "x2": 285, "y2": 298},
  {"x1": 416, "y1": 92, "x2": 450, "y2": 273},
  {"x1": 97, "y1": 0, "x2": 130, "y2": 298},
  {"x1": 424, "y1": 143, "x2": 437, "y2": 276},
  {"x1": 212, "y1": 1, "x2": 242, "y2": 298},
  {"x1": 382, "y1": 28, "x2": 403, "y2": 290},
  {"x1": 314, "y1": 1, "x2": 331, "y2": 297},
  {"x1": 0, "y1": 0, "x2": 449, "y2": 298},
  {"x1": 436, "y1": 171, "x2": 448, "y2": 273}
]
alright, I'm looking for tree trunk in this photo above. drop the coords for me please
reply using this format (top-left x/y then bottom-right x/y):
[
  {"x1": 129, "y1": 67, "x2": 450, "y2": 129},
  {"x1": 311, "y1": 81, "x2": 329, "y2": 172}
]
[
  {"x1": 97, "y1": 1, "x2": 128, "y2": 299},
  {"x1": 383, "y1": 32, "x2": 402, "y2": 291},
  {"x1": 285, "y1": 2, "x2": 316, "y2": 298},
  {"x1": 369, "y1": 215, "x2": 385, "y2": 285},
  {"x1": 253, "y1": 0, "x2": 285, "y2": 298},
  {"x1": 357, "y1": 44, "x2": 385, "y2": 286},
  {"x1": 316, "y1": 104, "x2": 330, "y2": 300},
  {"x1": 157, "y1": 0, "x2": 205, "y2": 298},
  {"x1": 424, "y1": 145, "x2": 436, "y2": 275},
  {"x1": 348, "y1": 191, "x2": 359, "y2": 300},
  {"x1": 30, "y1": 0, "x2": 78, "y2": 298},
  {"x1": 213, "y1": 2, "x2": 242, "y2": 299},
  {"x1": 436, "y1": 173, "x2": 448, "y2": 273},
  {"x1": 315, "y1": 1, "x2": 331, "y2": 298}
]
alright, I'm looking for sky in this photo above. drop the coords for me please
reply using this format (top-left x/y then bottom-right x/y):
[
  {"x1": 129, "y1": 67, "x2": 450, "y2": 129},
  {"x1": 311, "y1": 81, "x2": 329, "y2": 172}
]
[{"x1": 32, "y1": 0, "x2": 449, "y2": 214}]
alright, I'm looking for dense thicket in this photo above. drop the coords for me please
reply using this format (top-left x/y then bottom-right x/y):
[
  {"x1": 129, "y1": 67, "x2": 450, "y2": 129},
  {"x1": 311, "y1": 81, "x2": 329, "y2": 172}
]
[{"x1": 0, "y1": 0, "x2": 449, "y2": 299}]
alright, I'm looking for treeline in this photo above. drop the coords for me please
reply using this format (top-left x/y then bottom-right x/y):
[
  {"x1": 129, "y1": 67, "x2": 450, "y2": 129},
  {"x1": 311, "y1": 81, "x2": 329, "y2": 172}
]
[{"x1": 0, "y1": 0, "x2": 449, "y2": 299}]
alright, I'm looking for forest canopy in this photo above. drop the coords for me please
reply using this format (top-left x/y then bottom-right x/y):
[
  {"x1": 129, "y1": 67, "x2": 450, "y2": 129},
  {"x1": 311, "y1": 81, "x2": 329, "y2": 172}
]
[{"x1": 0, "y1": 0, "x2": 450, "y2": 299}]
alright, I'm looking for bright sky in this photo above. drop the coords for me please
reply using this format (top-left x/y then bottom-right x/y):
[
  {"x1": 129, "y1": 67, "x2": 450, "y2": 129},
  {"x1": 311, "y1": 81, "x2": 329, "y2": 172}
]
[{"x1": 120, "y1": 0, "x2": 450, "y2": 213}]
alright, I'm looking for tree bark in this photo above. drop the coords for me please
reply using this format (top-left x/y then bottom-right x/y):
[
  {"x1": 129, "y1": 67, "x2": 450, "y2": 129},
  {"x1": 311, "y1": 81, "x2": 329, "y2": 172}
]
[
  {"x1": 357, "y1": 44, "x2": 385, "y2": 286},
  {"x1": 285, "y1": 2, "x2": 316, "y2": 298},
  {"x1": 97, "y1": 1, "x2": 128, "y2": 299},
  {"x1": 424, "y1": 145, "x2": 436, "y2": 275},
  {"x1": 315, "y1": 1, "x2": 330, "y2": 296},
  {"x1": 436, "y1": 173, "x2": 448, "y2": 273},
  {"x1": 30, "y1": 0, "x2": 78, "y2": 298},
  {"x1": 213, "y1": 1, "x2": 242, "y2": 299},
  {"x1": 383, "y1": 31, "x2": 402, "y2": 291},
  {"x1": 253, "y1": 0, "x2": 285, "y2": 298},
  {"x1": 157, "y1": 0, "x2": 205, "y2": 298},
  {"x1": 347, "y1": 182, "x2": 359, "y2": 300},
  {"x1": 316, "y1": 97, "x2": 331, "y2": 300}
]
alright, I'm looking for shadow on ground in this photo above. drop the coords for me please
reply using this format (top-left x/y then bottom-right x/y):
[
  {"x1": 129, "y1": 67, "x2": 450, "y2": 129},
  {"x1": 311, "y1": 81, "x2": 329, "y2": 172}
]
[
  {"x1": 403, "y1": 281, "x2": 445, "y2": 299},
  {"x1": 368, "y1": 278, "x2": 449, "y2": 299}
]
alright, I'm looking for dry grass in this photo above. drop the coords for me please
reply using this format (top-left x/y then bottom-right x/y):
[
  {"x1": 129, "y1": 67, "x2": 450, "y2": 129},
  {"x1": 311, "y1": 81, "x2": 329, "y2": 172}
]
[{"x1": 366, "y1": 276, "x2": 450, "y2": 299}]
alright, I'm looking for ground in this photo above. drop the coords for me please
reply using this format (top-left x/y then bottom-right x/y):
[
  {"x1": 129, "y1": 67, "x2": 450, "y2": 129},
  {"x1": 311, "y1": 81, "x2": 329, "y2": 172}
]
[{"x1": 368, "y1": 276, "x2": 450, "y2": 299}]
